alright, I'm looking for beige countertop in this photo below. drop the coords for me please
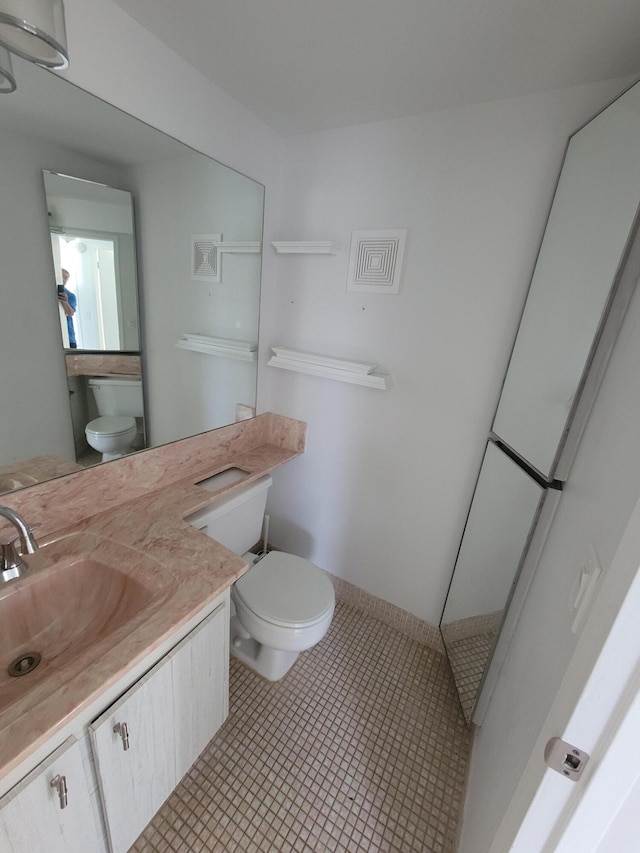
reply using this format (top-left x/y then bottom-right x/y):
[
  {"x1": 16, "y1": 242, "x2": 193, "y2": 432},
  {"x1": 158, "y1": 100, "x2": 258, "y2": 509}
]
[{"x1": 0, "y1": 415, "x2": 305, "y2": 784}]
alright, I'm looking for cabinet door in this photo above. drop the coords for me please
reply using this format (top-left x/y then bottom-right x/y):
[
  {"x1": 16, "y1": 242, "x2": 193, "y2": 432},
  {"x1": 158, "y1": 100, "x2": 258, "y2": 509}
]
[
  {"x1": 0, "y1": 736, "x2": 103, "y2": 853},
  {"x1": 90, "y1": 655, "x2": 175, "y2": 853},
  {"x1": 171, "y1": 603, "x2": 228, "y2": 780}
]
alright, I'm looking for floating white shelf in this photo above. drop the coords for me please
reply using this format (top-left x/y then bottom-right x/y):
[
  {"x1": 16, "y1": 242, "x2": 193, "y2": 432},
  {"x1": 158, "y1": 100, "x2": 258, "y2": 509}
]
[
  {"x1": 267, "y1": 346, "x2": 389, "y2": 389},
  {"x1": 175, "y1": 334, "x2": 257, "y2": 362},
  {"x1": 271, "y1": 241, "x2": 343, "y2": 255}
]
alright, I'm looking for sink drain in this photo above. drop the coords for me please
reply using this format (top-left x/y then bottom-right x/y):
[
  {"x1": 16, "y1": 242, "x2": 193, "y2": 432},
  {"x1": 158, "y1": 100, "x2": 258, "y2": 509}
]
[{"x1": 8, "y1": 652, "x2": 41, "y2": 677}]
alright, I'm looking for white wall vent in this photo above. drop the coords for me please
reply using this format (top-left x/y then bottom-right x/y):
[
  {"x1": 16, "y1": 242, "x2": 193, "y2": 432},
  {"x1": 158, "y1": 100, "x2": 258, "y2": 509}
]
[{"x1": 347, "y1": 228, "x2": 407, "y2": 294}]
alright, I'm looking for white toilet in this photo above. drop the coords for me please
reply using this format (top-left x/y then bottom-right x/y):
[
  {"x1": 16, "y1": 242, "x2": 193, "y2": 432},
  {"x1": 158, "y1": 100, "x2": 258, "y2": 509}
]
[
  {"x1": 188, "y1": 475, "x2": 335, "y2": 681},
  {"x1": 85, "y1": 376, "x2": 144, "y2": 461}
]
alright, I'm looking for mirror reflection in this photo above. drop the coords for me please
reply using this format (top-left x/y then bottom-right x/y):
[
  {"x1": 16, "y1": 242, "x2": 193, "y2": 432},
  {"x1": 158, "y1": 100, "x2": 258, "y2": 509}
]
[
  {"x1": 440, "y1": 442, "x2": 544, "y2": 720},
  {"x1": 45, "y1": 172, "x2": 140, "y2": 352},
  {"x1": 493, "y1": 80, "x2": 640, "y2": 480},
  {"x1": 0, "y1": 57, "x2": 264, "y2": 492}
]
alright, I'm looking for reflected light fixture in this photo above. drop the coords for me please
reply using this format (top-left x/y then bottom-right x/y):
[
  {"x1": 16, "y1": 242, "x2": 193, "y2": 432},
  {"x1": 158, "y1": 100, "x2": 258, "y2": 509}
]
[
  {"x1": 0, "y1": 0, "x2": 68, "y2": 69},
  {"x1": 0, "y1": 44, "x2": 16, "y2": 92}
]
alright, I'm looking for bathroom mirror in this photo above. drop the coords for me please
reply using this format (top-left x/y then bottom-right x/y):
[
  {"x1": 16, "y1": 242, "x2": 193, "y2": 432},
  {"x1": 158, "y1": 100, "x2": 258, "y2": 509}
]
[
  {"x1": 45, "y1": 171, "x2": 140, "y2": 352},
  {"x1": 0, "y1": 57, "x2": 264, "y2": 489},
  {"x1": 492, "y1": 80, "x2": 640, "y2": 480},
  {"x1": 440, "y1": 442, "x2": 545, "y2": 721},
  {"x1": 441, "y1": 78, "x2": 640, "y2": 721}
]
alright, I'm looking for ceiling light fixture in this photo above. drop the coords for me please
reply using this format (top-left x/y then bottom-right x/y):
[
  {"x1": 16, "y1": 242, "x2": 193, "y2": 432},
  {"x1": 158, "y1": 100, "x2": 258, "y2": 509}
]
[
  {"x1": 0, "y1": 44, "x2": 16, "y2": 92},
  {"x1": 0, "y1": 0, "x2": 68, "y2": 69}
]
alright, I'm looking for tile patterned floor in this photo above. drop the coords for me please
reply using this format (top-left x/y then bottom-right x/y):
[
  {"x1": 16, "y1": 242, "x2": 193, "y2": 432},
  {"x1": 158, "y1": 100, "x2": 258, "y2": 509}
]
[
  {"x1": 77, "y1": 446, "x2": 102, "y2": 468},
  {"x1": 446, "y1": 632, "x2": 497, "y2": 721},
  {"x1": 131, "y1": 602, "x2": 472, "y2": 852}
]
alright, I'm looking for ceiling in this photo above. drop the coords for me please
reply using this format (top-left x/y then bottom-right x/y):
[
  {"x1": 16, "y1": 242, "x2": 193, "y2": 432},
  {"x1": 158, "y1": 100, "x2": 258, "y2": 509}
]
[{"x1": 109, "y1": 0, "x2": 640, "y2": 136}]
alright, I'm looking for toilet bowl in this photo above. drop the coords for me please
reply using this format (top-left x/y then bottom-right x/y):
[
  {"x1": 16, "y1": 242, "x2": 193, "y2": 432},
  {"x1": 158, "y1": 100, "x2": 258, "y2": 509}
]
[
  {"x1": 85, "y1": 415, "x2": 137, "y2": 462},
  {"x1": 186, "y1": 474, "x2": 335, "y2": 681},
  {"x1": 231, "y1": 550, "x2": 335, "y2": 680}
]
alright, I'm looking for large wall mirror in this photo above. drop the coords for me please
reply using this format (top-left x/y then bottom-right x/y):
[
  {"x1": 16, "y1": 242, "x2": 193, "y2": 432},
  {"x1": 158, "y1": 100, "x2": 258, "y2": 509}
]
[
  {"x1": 441, "y1": 78, "x2": 640, "y2": 722},
  {"x1": 0, "y1": 57, "x2": 264, "y2": 492}
]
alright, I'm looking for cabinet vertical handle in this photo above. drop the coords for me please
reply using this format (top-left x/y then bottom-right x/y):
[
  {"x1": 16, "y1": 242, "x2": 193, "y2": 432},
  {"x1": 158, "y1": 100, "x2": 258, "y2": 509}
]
[
  {"x1": 50, "y1": 774, "x2": 68, "y2": 809},
  {"x1": 113, "y1": 721, "x2": 130, "y2": 750}
]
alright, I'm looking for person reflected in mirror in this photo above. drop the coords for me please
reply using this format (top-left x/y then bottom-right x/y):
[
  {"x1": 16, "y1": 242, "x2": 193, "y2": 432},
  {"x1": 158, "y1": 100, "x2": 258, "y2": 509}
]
[{"x1": 58, "y1": 268, "x2": 77, "y2": 348}]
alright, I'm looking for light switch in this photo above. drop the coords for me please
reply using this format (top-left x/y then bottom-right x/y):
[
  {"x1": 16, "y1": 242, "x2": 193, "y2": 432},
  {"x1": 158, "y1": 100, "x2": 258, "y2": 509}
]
[{"x1": 570, "y1": 544, "x2": 601, "y2": 633}]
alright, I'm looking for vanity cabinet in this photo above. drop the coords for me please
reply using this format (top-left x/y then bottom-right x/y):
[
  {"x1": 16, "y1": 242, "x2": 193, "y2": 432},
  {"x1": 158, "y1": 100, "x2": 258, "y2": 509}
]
[
  {"x1": 91, "y1": 604, "x2": 227, "y2": 852},
  {"x1": 0, "y1": 599, "x2": 228, "y2": 853},
  {"x1": 0, "y1": 736, "x2": 101, "y2": 853}
]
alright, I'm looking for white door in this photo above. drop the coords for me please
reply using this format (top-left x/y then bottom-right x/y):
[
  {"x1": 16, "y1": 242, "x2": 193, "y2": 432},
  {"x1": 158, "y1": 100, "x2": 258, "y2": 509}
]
[
  {"x1": 0, "y1": 736, "x2": 102, "y2": 853},
  {"x1": 170, "y1": 604, "x2": 228, "y2": 780},
  {"x1": 489, "y1": 495, "x2": 640, "y2": 852},
  {"x1": 90, "y1": 655, "x2": 175, "y2": 853}
]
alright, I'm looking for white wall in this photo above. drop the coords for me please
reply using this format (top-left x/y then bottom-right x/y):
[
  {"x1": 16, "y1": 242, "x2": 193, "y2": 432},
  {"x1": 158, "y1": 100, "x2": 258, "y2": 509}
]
[
  {"x1": 459, "y1": 206, "x2": 640, "y2": 851},
  {"x1": 262, "y1": 82, "x2": 626, "y2": 625}
]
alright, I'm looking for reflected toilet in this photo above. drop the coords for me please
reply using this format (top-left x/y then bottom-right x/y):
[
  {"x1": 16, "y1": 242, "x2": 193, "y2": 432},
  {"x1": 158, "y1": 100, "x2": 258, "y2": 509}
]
[{"x1": 84, "y1": 376, "x2": 143, "y2": 462}]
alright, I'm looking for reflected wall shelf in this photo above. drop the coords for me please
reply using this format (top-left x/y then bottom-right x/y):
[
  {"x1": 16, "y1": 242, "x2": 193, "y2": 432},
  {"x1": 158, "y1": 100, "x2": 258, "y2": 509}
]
[
  {"x1": 271, "y1": 241, "x2": 342, "y2": 255},
  {"x1": 175, "y1": 334, "x2": 257, "y2": 362},
  {"x1": 267, "y1": 346, "x2": 389, "y2": 389},
  {"x1": 216, "y1": 241, "x2": 261, "y2": 253}
]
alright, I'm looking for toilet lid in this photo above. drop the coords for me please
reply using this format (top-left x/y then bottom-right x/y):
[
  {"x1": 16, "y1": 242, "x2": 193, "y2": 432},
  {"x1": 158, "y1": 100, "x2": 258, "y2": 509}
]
[
  {"x1": 85, "y1": 415, "x2": 136, "y2": 437},
  {"x1": 233, "y1": 551, "x2": 335, "y2": 628}
]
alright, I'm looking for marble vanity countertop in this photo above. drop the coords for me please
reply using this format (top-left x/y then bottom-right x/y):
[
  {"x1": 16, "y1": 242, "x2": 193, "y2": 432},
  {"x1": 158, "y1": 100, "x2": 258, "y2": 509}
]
[{"x1": 0, "y1": 421, "x2": 305, "y2": 783}]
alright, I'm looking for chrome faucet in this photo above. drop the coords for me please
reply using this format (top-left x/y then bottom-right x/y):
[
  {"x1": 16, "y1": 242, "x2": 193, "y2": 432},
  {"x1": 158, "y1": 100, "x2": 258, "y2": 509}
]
[{"x1": 0, "y1": 505, "x2": 39, "y2": 582}]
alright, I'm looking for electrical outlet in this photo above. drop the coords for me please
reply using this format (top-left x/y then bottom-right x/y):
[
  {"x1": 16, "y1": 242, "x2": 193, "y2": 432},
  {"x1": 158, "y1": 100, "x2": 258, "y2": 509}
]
[{"x1": 569, "y1": 544, "x2": 601, "y2": 633}]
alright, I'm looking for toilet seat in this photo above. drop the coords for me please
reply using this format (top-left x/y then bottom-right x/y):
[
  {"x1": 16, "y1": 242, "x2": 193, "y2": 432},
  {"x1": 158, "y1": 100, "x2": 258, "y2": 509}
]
[
  {"x1": 233, "y1": 551, "x2": 335, "y2": 629},
  {"x1": 85, "y1": 415, "x2": 136, "y2": 438}
]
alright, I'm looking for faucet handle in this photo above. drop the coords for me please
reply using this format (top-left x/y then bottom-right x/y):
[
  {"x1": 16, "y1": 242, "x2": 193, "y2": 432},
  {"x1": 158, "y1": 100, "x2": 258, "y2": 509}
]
[{"x1": 14, "y1": 524, "x2": 40, "y2": 556}]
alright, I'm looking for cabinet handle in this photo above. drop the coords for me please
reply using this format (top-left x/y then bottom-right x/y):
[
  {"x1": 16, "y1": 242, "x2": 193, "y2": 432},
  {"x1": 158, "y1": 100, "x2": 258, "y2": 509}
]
[
  {"x1": 113, "y1": 721, "x2": 130, "y2": 750},
  {"x1": 50, "y1": 774, "x2": 68, "y2": 809}
]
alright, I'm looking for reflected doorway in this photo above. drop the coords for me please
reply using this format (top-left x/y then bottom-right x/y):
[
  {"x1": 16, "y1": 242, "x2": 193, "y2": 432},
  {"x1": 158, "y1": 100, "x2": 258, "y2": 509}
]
[{"x1": 52, "y1": 231, "x2": 123, "y2": 350}]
